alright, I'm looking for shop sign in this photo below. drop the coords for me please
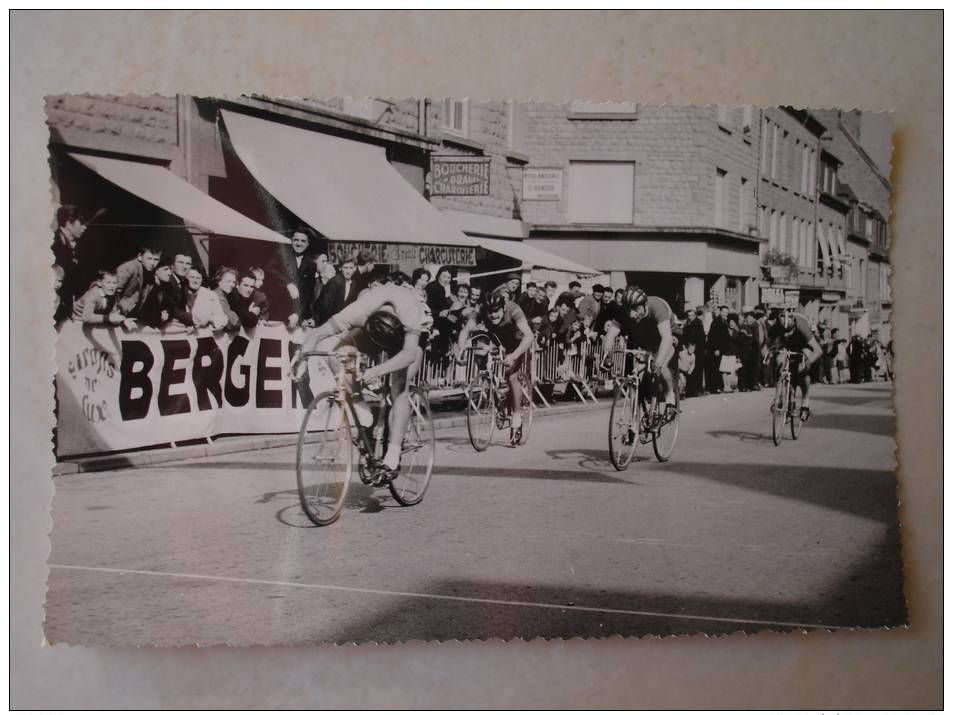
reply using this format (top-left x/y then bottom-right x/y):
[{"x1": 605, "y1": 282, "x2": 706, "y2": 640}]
[
  {"x1": 430, "y1": 156, "x2": 491, "y2": 196},
  {"x1": 822, "y1": 291, "x2": 841, "y2": 302},
  {"x1": 328, "y1": 241, "x2": 477, "y2": 267},
  {"x1": 784, "y1": 290, "x2": 800, "y2": 308},
  {"x1": 760, "y1": 287, "x2": 785, "y2": 305},
  {"x1": 522, "y1": 168, "x2": 563, "y2": 200}
]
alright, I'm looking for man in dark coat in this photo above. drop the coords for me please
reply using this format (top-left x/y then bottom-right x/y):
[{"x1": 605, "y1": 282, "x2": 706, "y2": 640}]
[
  {"x1": 705, "y1": 304, "x2": 729, "y2": 393},
  {"x1": 52, "y1": 204, "x2": 90, "y2": 307},
  {"x1": 318, "y1": 256, "x2": 360, "y2": 321},
  {"x1": 115, "y1": 245, "x2": 162, "y2": 318},
  {"x1": 264, "y1": 226, "x2": 319, "y2": 327},
  {"x1": 684, "y1": 306, "x2": 707, "y2": 397}
]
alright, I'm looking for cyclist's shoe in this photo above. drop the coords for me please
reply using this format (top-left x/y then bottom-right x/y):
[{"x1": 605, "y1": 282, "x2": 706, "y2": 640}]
[
  {"x1": 799, "y1": 406, "x2": 812, "y2": 422},
  {"x1": 510, "y1": 425, "x2": 523, "y2": 446},
  {"x1": 621, "y1": 427, "x2": 635, "y2": 446},
  {"x1": 663, "y1": 403, "x2": 679, "y2": 422}
]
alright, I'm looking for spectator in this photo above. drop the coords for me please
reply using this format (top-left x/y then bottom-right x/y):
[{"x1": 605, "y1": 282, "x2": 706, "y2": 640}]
[
  {"x1": 566, "y1": 281, "x2": 583, "y2": 307},
  {"x1": 249, "y1": 266, "x2": 271, "y2": 322},
  {"x1": 139, "y1": 259, "x2": 180, "y2": 329},
  {"x1": 705, "y1": 303, "x2": 728, "y2": 394},
  {"x1": 516, "y1": 282, "x2": 537, "y2": 314},
  {"x1": 185, "y1": 268, "x2": 228, "y2": 330},
  {"x1": 318, "y1": 256, "x2": 360, "y2": 322},
  {"x1": 52, "y1": 264, "x2": 70, "y2": 327},
  {"x1": 165, "y1": 252, "x2": 196, "y2": 327},
  {"x1": 529, "y1": 289, "x2": 551, "y2": 333},
  {"x1": 71, "y1": 270, "x2": 136, "y2": 329},
  {"x1": 228, "y1": 270, "x2": 265, "y2": 330},
  {"x1": 545, "y1": 280, "x2": 559, "y2": 309},
  {"x1": 352, "y1": 249, "x2": 376, "y2": 295},
  {"x1": 723, "y1": 312, "x2": 745, "y2": 391},
  {"x1": 683, "y1": 306, "x2": 707, "y2": 397},
  {"x1": 829, "y1": 328, "x2": 846, "y2": 384},
  {"x1": 446, "y1": 283, "x2": 471, "y2": 339},
  {"x1": 411, "y1": 267, "x2": 435, "y2": 348},
  {"x1": 847, "y1": 334, "x2": 866, "y2": 383},
  {"x1": 576, "y1": 284, "x2": 603, "y2": 324},
  {"x1": 462, "y1": 281, "x2": 482, "y2": 323},
  {"x1": 492, "y1": 273, "x2": 521, "y2": 301},
  {"x1": 212, "y1": 266, "x2": 241, "y2": 332},
  {"x1": 677, "y1": 342, "x2": 696, "y2": 399},
  {"x1": 426, "y1": 266, "x2": 456, "y2": 357},
  {"x1": 265, "y1": 226, "x2": 319, "y2": 328},
  {"x1": 741, "y1": 307, "x2": 763, "y2": 391},
  {"x1": 52, "y1": 204, "x2": 90, "y2": 304},
  {"x1": 115, "y1": 245, "x2": 161, "y2": 317}
]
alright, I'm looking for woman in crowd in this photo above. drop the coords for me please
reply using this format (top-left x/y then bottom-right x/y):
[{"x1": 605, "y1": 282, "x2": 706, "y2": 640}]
[
  {"x1": 212, "y1": 266, "x2": 241, "y2": 332},
  {"x1": 426, "y1": 266, "x2": 455, "y2": 360},
  {"x1": 185, "y1": 268, "x2": 228, "y2": 330}
]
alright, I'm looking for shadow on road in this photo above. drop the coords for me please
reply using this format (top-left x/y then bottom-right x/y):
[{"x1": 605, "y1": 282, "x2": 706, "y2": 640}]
[
  {"x1": 706, "y1": 429, "x2": 776, "y2": 444},
  {"x1": 811, "y1": 394, "x2": 894, "y2": 408},
  {"x1": 806, "y1": 412, "x2": 895, "y2": 437},
  {"x1": 318, "y1": 529, "x2": 906, "y2": 644},
  {"x1": 654, "y1": 460, "x2": 899, "y2": 522}
]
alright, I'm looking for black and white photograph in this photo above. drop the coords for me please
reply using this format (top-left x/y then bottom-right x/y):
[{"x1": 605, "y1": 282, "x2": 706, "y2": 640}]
[{"x1": 44, "y1": 95, "x2": 903, "y2": 646}]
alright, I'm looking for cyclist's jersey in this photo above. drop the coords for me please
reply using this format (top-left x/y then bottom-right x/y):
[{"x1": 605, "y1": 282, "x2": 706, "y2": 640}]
[
  {"x1": 769, "y1": 313, "x2": 815, "y2": 354},
  {"x1": 618, "y1": 296, "x2": 673, "y2": 352},
  {"x1": 331, "y1": 284, "x2": 426, "y2": 338},
  {"x1": 470, "y1": 300, "x2": 527, "y2": 352}
]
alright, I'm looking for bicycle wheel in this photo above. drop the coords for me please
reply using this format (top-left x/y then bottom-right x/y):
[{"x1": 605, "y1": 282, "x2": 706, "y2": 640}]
[
  {"x1": 296, "y1": 391, "x2": 355, "y2": 526},
  {"x1": 516, "y1": 374, "x2": 534, "y2": 446},
  {"x1": 389, "y1": 387, "x2": 436, "y2": 506},
  {"x1": 771, "y1": 376, "x2": 788, "y2": 446},
  {"x1": 608, "y1": 379, "x2": 640, "y2": 470},
  {"x1": 466, "y1": 374, "x2": 496, "y2": 451},
  {"x1": 653, "y1": 386, "x2": 680, "y2": 462},
  {"x1": 789, "y1": 384, "x2": 803, "y2": 440}
]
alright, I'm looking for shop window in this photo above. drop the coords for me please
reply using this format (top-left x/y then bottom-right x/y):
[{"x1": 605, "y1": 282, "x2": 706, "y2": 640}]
[
  {"x1": 568, "y1": 161, "x2": 635, "y2": 224},
  {"x1": 442, "y1": 99, "x2": 469, "y2": 138}
]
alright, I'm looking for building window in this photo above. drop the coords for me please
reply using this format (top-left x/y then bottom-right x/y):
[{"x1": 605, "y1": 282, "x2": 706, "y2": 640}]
[
  {"x1": 759, "y1": 205, "x2": 767, "y2": 235},
  {"x1": 800, "y1": 145, "x2": 810, "y2": 193},
  {"x1": 442, "y1": 99, "x2": 469, "y2": 137},
  {"x1": 771, "y1": 124, "x2": 779, "y2": 180},
  {"x1": 714, "y1": 168, "x2": 727, "y2": 227},
  {"x1": 568, "y1": 100, "x2": 638, "y2": 119},
  {"x1": 779, "y1": 212, "x2": 787, "y2": 254},
  {"x1": 761, "y1": 118, "x2": 770, "y2": 175},
  {"x1": 769, "y1": 209, "x2": 778, "y2": 250},
  {"x1": 809, "y1": 149, "x2": 817, "y2": 195},
  {"x1": 568, "y1": 161, "x2": 635, "y2": 224},
  {"x1": 781, "y1": 131, "x2": 789, "y2": 186},
  {"x1": 742, "y1": 105, "x2": 754, "y2": 136},
  {"x1": 738, "y1": 177, "x2": 749, "y2": 232}
]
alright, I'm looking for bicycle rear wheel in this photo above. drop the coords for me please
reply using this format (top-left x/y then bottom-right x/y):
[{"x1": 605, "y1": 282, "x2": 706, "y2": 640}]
[
  {"x1": 389, "y1": 387, "x2": 436, "y2": 506},
  {"x1": 296, "y1": 391, "x2": 355, "y2": 526},
  {"x1": 608, "y1": 379, "x2": 640, "y2": 470},
  {"x1": 653, "y1": 388, "x2": 680, "y2": 462},
  {"x1": 771, "y1": 376, "x2": 788, "y2": 446},
  {"x1": 466, "y1": 374, "x2": 496, "y2": 451}
]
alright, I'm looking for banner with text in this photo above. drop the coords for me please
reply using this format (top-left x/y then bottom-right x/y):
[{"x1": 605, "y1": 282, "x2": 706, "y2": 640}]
[
  {"x1": 55, "y1": 322, "x2": 338, "y2": 458},
  {"x1": 327, "y1": 241, "x2": 477, "y2": 267}
]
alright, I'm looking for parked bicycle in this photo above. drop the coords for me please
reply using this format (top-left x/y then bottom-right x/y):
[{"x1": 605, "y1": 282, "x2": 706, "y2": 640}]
[
  {"x1": 462, "y1": 333, "x2": 535, "y2": 451},
  {"x1": 767, "y1": 348, "x2": 804, "y2": 446},
  {"x1": 607, "y1": 347, "x2": 680, "y2": 469},
  {"x1": 295, "y1": 349, "x2": 435, "y2": 526}
]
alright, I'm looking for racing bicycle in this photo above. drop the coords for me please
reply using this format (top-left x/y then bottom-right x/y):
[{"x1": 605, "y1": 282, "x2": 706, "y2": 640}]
[
  {"x1": 608, "y1": 347, "x2": 680, "y2": 469},
  {"x1": 295, "y1": 349, "x2": 435, "y2": 526},
  {"x1": 767, "y1": 348, "x2": 805, "y2": 446},
  {"x1": 461, "y1": 333, "x2": 535, "y2": 451}
]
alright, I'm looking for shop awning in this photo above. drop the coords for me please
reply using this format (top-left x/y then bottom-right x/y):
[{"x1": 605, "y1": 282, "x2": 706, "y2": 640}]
[
  {"x1": 220, "y1": 110, "x2": 476, "y2": 248},
  {"x1": 69, "y1": 153, "x2": 290, "y2": 244},
  {"x1": 477, "y1": 237, "x2": 599, "y2": 275}
]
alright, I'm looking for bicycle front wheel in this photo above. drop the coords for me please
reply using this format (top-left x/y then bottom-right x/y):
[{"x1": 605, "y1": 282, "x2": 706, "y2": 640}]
[
  {"x1": 389, "y1": 387, "x2": 436, "y2": 506},
  {"x1": 608, "y1": 379, "x2": 640, "y2": 470},
  {"x1": 771, "y1": 376, "x2": 788, "y2": 446},
  {"x1": 789, "y1": 384, "x2": 803, "y2": 440},
  {"x1": 653, "y1": 388, "x2": 680, "y2": 462},
  {"x1": 296, "y1": 391, "x2": 355, "y2": 526},
  {"x1": 516, "y1": 374, "x2": 534, "y2": 446},
  {"x1": 466, "y1": 374, "x2": 496, "y2": 451}
]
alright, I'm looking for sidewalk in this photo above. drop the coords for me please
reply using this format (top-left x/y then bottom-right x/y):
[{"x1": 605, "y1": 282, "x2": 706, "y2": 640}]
[{"x1": 53, "y1": 397, "x2": 611, "y2": 476}]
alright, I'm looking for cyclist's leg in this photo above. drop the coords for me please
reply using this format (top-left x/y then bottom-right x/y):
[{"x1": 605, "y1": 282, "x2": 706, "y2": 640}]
[
  {"x1": 656, "y1": 338, "x2": 676, "y2": 404},
  {"x1": 505, "y1": 353, "x2": 525, "y2": 429},
  {"x1": 382, "y1": 346, "x2": 422, "y2": 471},
  {"x1": 797, "y1": 359, "x2": 813, "y2": 417}
]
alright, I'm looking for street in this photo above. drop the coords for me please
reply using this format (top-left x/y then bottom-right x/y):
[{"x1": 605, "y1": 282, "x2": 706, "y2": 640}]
[{"x1": 45, "y1": 380, "x2": 905, "y2": 646}]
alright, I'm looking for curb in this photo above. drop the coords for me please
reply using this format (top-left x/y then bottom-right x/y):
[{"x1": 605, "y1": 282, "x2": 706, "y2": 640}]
[{"x1": 53, "y1": 398, "x2": 611, "y2": 476}]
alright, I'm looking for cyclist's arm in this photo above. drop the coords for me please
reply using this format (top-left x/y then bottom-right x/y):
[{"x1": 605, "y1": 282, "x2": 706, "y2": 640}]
[
  {"x1": 455, "y1": 316, "x2": 478, "y2": 357},
  {"x1": 655, "y1": 319, "x2": 673, "y2": 367},
  {"x1": 802, "y1": 337, "x2": 822, "y2": 367},
  {"x1": 364, "y1": 331, "x2": 421, "y2": 383},
  {"x1": 509, "y1": 317, "x2": 535, "y2": 361},
  {"x1": 296, "y1": 316, "x2": 345, "y2": 356}
]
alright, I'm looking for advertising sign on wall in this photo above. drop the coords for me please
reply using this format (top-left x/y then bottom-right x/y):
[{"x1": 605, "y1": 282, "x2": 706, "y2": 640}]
[
  {"x1": 327, "y1": 241, "x2": 477, "y2": 267},
  {"x1": 430, "y1": 156, "x2": 491, "y2": 196},
  {"x1": 522, "y1": 168, "x2": 563, "y2": 200}
]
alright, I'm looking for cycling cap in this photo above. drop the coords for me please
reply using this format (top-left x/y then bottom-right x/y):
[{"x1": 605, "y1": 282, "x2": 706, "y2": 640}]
[
  {"x1": 623, "y1": 286, "x2": 648, "y2": 307},
  {"x1": 366, "y1": 310, "x2": 405, "y2": 352},
  {"x1": 484, "y1": 293, "x2": 507, "y2": 311}
]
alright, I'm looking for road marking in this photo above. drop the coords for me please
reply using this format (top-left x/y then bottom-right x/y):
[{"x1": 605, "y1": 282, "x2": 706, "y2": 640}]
[{"x1": 49, "y1": 563, "x2": 847, "y2": 631}]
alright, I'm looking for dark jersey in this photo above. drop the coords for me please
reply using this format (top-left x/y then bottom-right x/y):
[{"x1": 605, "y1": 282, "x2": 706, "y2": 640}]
[
  {"x1": 619, "y1": 296, "x2": 673, "y2": 352},
  {"x1": 474, "y1": 300, "x2": 528, "y2": 352},
  {"x1": 768, "y1": 314, "x2": 815, "y2": 353}
]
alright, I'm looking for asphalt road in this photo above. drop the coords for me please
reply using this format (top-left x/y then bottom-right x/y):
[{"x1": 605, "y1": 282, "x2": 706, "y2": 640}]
[{"x1": 45, "y1": 380, "x2": 905, "y2": 646}]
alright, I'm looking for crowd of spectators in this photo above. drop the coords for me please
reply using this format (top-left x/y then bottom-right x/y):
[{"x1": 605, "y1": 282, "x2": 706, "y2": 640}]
[{"x1": 52, "y1": 204, "x2": 893, "y2": 391}]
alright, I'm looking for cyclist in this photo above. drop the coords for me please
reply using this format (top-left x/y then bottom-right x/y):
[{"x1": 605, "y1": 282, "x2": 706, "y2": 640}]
[
  {"x1": 766, "y1": 307, "x2": 823, "y2": 421},
  {"x1": 599, "y1": 286, "x2": 677, "y2": 415},
  {"x1": 455, "y1": 292, "x2": 535, "y2": 446},
  {"x1": 291, "y1": 276, "x2": 425, "y2": 477}
]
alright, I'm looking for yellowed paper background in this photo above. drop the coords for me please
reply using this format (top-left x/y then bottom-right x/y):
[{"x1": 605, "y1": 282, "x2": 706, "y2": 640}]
[{"x1": 11, "y1": 10, "x2": 941, "y2": 708}]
